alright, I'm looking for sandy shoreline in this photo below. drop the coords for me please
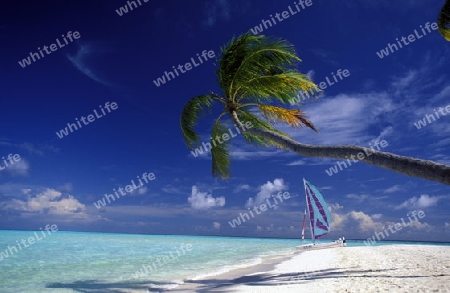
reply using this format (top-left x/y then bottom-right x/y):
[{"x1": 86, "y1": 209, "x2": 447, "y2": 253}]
[{"x1": 170, "y1": 244, "x2": 450, "y2": 293}]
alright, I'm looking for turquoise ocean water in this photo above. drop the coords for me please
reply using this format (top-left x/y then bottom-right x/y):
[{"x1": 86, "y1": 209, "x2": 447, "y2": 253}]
[{"x1": 0, "y1": 230, "x2": 448, "y2": 292}]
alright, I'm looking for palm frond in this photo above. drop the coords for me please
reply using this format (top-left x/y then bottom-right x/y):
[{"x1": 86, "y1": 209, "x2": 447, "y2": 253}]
[
  {"x1": 217, "y1": 33, "x2": 265, "y2": 97},
  {"x1": 229, "y1": 38, "x2": 302, "y2": 100},
  {"x1": 180, "y1": 95, "x2": 216, "y2": 149},
  {"x1": 216, "y1": 33, "x2": 319, "y2": 105},
  {"x1": 211, "y1": 120, "x2": 230, "y2": 179},
  {"x1": 438, "y1": 0, "x2": 450, "y2": 41},
  {"x1": 240, "y1": 131, "x2": 288, "y2": 149},
  {"x1": 237, "y1": 109, "x2": 293, "y2": 149},
  {"x1": 238, "y1": 71, "x2": 320, "y2": 104},
  {"x1": 257, "y1": 104, "x2": 318, "y2": 132}
]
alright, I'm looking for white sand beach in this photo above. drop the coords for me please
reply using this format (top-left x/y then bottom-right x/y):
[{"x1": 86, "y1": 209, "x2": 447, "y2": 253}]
[{"x1": 173, "y1": 245, "x2": 450, "y2": 293}]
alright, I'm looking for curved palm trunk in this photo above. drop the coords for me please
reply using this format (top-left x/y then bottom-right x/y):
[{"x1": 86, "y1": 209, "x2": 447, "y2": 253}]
[{"x1": 231, "y1": 112, "x2": 450, "y2": 185}]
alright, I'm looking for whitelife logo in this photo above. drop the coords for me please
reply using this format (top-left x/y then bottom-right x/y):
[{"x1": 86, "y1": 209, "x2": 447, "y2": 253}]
[
  {"x1": 115, "y1": 0, "x2": 149, "y2": 16},
  {"x1": 0, "y1": 154, "x2": 22, "y2": 172},
  {"x1": 190, "y1": 122, "x2": 253, "y2": 157},
  {"x1": 130, "y1": 243, "x2": 193, "y2": 279},
  {"x1": 325, "y1": 140, "x2": 389, "y2": 176},
  {"x1": 152, "y1": 50, "x2": 215, "y2": 87},
  {"x1": 413, "y1": 104, "x2": 450, "y2": 130},
  {"x1": 363, "y1": 210, "x2": 425, "y2": 246},
  {"x1": 376, "y1": 22, "x2": 439, "y2": 59},
  {"x1": 18, "y1": 31, "x2": 81, "y2": 68},
  {"x1": 56, "y1": 102, "x2": 118, "y2": 139},
  {"x1": 249, "y1": 0, "x2": 313, "y2": 35},
  {"x1": 289, "y1": 69, "x2": 350, "y2": 105},
  {"x1": 0, "y1": 224, "x2": 58, "y2": 262},
  {"x1": 228, "y1": 192, "x2": 291, "y2": 228},
  {"x1": 93, "y1": 172, "x2": 156, "y2": 209}
]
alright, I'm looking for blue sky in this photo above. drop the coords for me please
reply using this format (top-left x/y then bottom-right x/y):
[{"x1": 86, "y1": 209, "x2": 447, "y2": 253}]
[{"x1": 1, "y1": 0, "x2": 449, "y2": 241}]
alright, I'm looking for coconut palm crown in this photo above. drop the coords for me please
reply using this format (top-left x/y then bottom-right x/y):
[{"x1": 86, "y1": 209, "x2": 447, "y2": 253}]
[
  {"x1": 181, "y1": 33, "x2": 318, "y2": 178},
  {"x1": 180, "y1": 33, "x2": 450, "y2": 185}
]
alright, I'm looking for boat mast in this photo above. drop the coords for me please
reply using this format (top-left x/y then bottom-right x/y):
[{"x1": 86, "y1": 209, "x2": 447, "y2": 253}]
[
  {"x1": 303, "y1": 178, "x2": 315, "y2": 244},
  {"x1": 301, "y1": 208, "x2": 306, "y2": 242},
  {"x1": 301, "y1": 209, "x2": 306, "y2": 240}
]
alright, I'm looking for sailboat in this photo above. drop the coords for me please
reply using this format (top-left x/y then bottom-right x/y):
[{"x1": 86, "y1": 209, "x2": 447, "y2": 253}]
[{"x1": 297, "y1": 178, "x2": 345, "y2": 250}]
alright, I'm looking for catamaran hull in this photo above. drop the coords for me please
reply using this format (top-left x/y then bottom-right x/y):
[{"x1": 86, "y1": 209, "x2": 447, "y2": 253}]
[{"x1": 296, "y1": 240, "x2": 344, "y2": 251}]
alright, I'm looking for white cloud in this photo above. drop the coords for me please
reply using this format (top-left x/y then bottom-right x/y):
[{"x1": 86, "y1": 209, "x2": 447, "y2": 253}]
[
  {"x1": 233, "y1": 184, "x2": 250, "y2": 193},
  {"x1": 245, "y1": 179, "x2": 287, "y2": 208},
  {"x1": 330, "y1": 209, "x2": 434, "y2": 235},
  {"x1": 431, "y1": 154, "x2": 450, "y2": 165},
  {"x1": 286, "y1": 160, "x2": 306, "y2": 166},
  {"x1": 213, "y1": 222, "x2": 221, "y2": 230},
  {"x1": 434, "y1": 85, "x2": 450, "y2": 102},
  {"x1": 373, "y1": 126, "x2": 394, "y2": 143},
  {"x1": 329, "y1": 203, "x2": 343, "y2": 211},
  {"x1": 230, "y1": 149, "x2": 283, "y2": 160},
  {"x1": 383, "y1": 185, "x2": 403, "y2": 194},
  {"x1": 330, "y1": 212, "x2": 347, "y2": 231},
  {"x1": 395, "y1": 194, "x2": 440, "y2": 210},
  {"x1": 287, "y1": 94, "x2": 396, "y2": 145},
  {"x1": 391, "y1": 70, "x2": 417, "y2": 93},
  {"x1": 162, "y1": 185, "x2": 183, "y2": 194},
  {"x1": 409, "y1": 220, "x2": 430, "y2": 230},
  {"x1": 306, "y1": 70, "x2": 315, "y2": 80},
  {"x1": 138, "y1": 186, "x2": 148, "y2": 195},
  {"x1": 432, "y1": 138, "x2": 450, "y2": 148},
  {"x1": 58, "y1": 183, "x2": 73, "y2": 192},
  {"x1": 3, "y1": 188, "x2": 85, "y2": 215},
  {"x1": 188, "y1": 186, "x2": 225, "y2": 210},
  {"x1": 0, "y1": 141, "x2": 59, "y2": 156},
  {"x1": 371, "y1": 213, "x2": 383, "y2": 220},
  {"x1": 287, "y1": 158, "x2": 331, "y2": 166},
  {"x1": 3, "y1": 159, "x2": 30, "y2": 176},
  {"x1": 67, "y1": 43, "x2": 110, "y2": 86},
  {"x1": 345, "y1": 193, "x2": 369, "y2": 203},
  {"x1": 348, "y1": 211, "x2": 384, "y2": 232},
  {"x1": 131, "y1": 186, "x2": 148, "y2": 196}
]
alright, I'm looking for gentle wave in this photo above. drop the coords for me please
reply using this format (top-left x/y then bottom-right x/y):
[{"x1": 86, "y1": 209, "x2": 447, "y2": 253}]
[{"x1": 190, "y1": 257, "x2": 263, "y2": 280}]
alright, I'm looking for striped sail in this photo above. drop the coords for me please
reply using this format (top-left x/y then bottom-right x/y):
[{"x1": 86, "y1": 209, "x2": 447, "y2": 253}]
[{"x1": 304, "y1": 179, "x2": 332, "y2": 240}]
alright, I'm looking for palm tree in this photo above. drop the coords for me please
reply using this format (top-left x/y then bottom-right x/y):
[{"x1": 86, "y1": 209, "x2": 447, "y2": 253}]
[
  {"x1": 438, "y1": 0, "x2": 450, "y2": 41},
  {"x1": 180, "y1": 33, "x2": 450, "y2": 185}
]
